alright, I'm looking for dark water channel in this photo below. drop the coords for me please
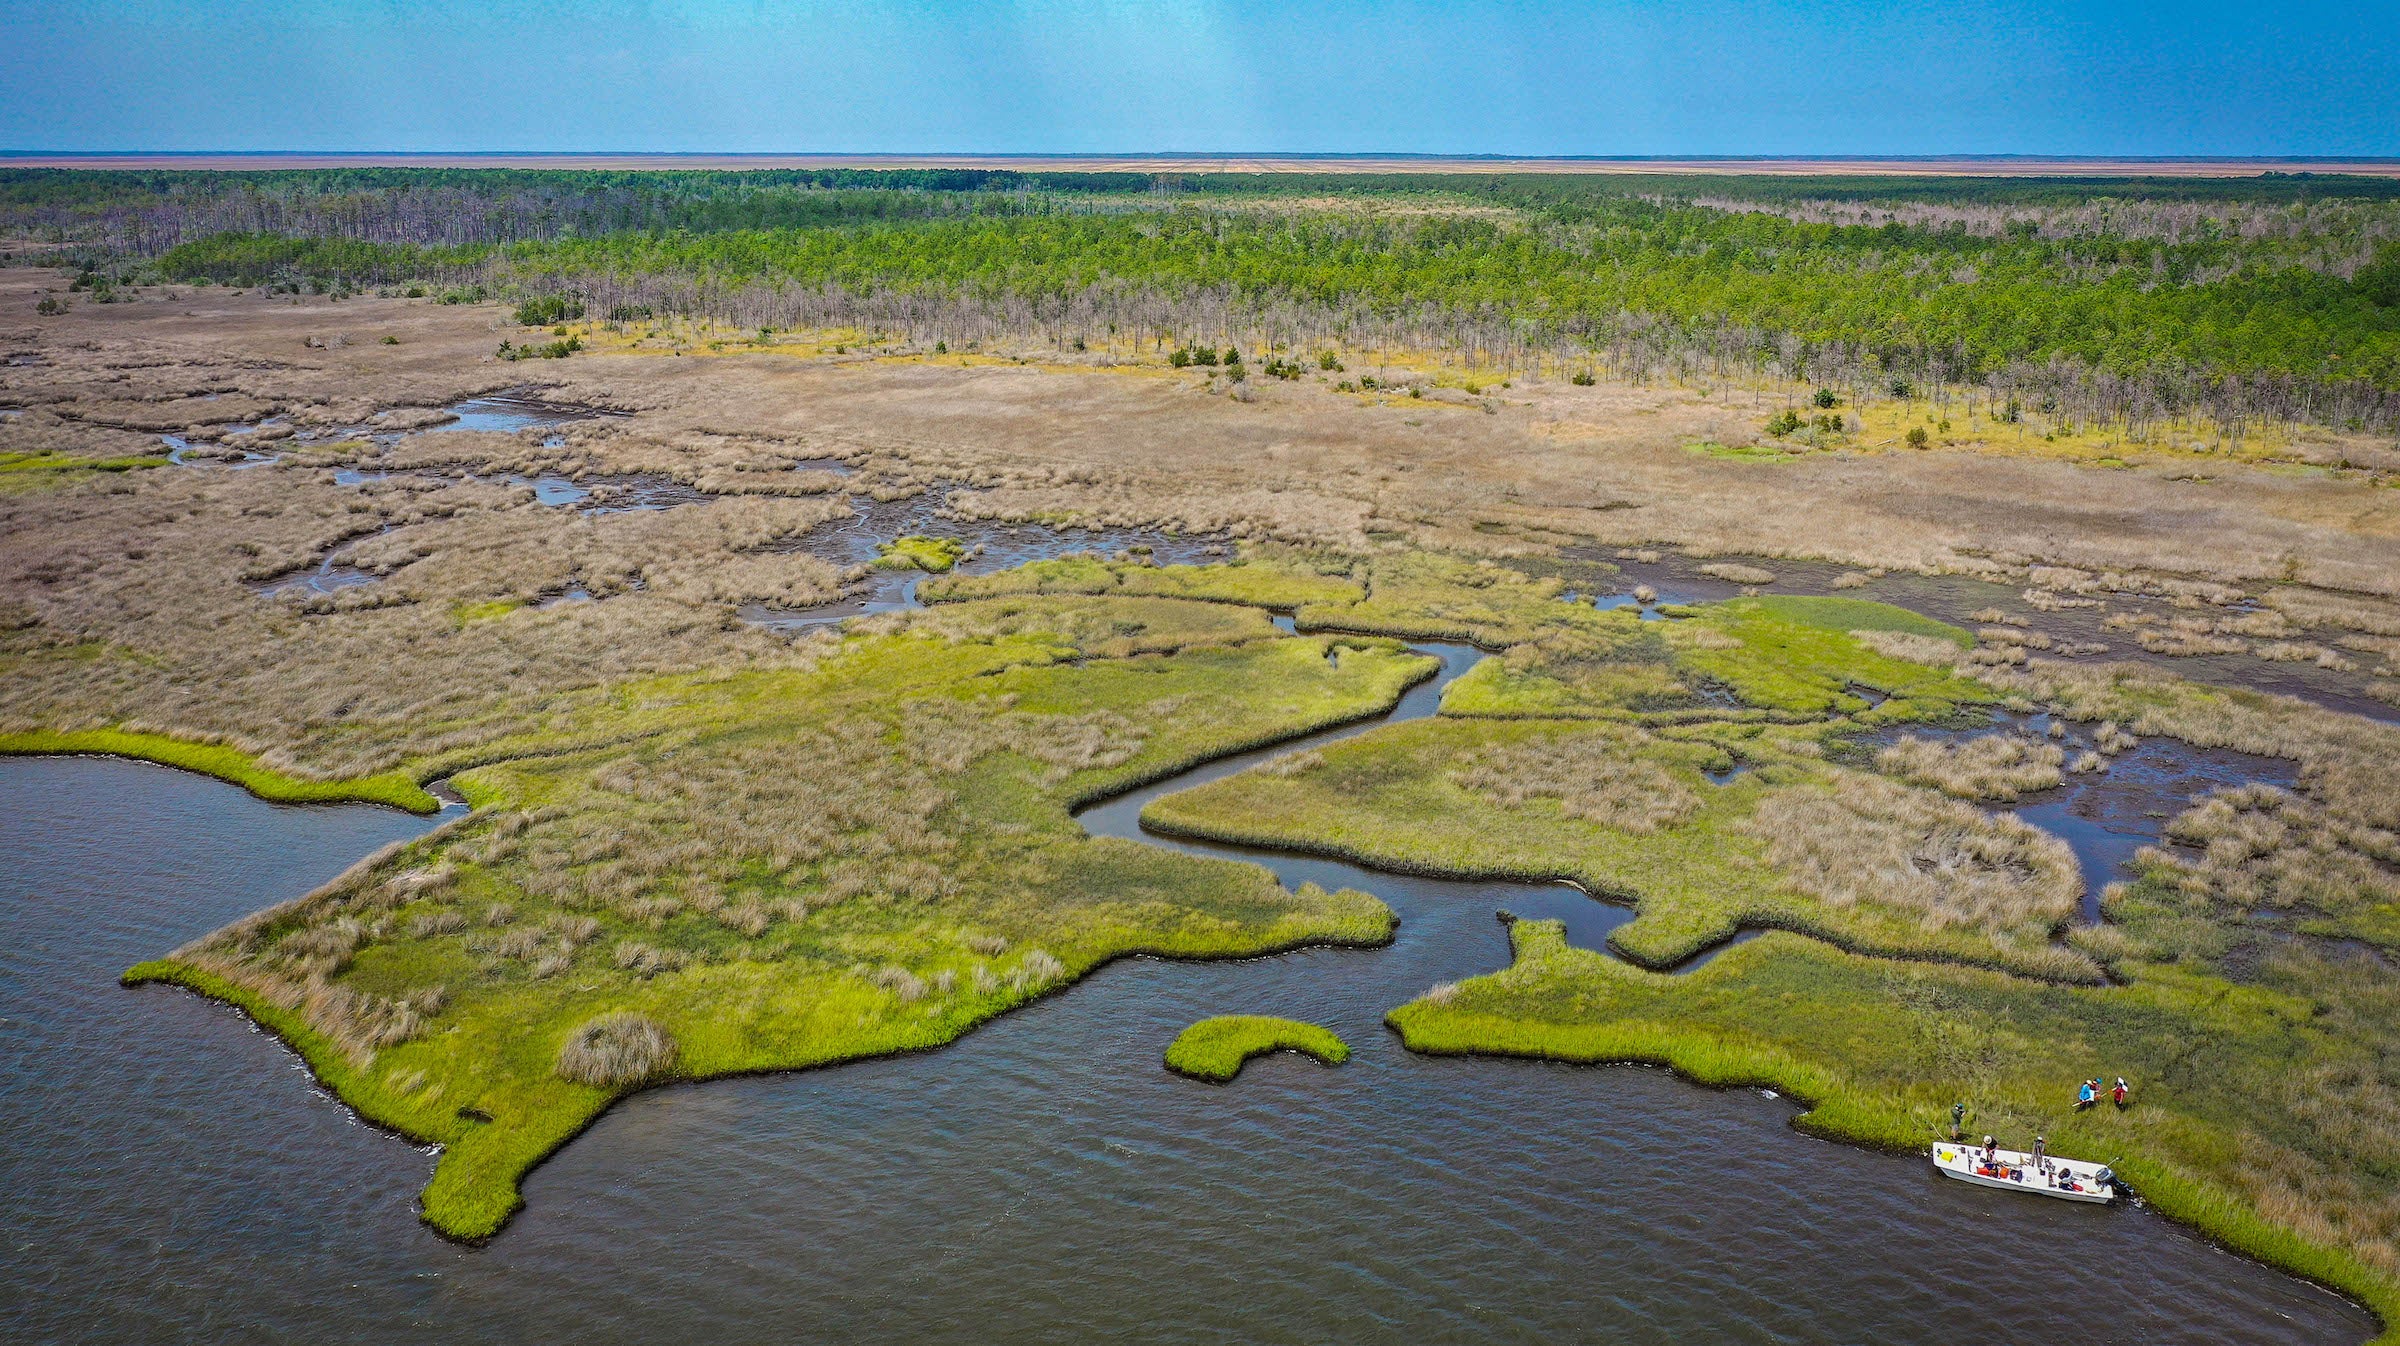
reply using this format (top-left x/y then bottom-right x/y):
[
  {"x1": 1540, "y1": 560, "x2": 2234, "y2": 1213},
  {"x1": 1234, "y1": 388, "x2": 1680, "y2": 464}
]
[{"x1": 1, "y1": 631, "x2": 2375, "y2": 1342}]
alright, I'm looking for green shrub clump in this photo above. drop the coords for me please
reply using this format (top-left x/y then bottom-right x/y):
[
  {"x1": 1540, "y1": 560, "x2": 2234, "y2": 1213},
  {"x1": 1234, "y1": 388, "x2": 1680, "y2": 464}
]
[
  {"x1": 513, "y1": 293, "x2": 585, "y2": 326},
  {"x1": 499, "y1": 336, "x2": 581, "y2": 362}
]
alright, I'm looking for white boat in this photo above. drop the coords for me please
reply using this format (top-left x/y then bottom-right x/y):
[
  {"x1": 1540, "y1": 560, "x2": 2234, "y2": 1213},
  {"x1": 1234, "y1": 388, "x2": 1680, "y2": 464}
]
[{"x1": 1932, "y1": 1142, "x2": 2117, "y2": 1203}]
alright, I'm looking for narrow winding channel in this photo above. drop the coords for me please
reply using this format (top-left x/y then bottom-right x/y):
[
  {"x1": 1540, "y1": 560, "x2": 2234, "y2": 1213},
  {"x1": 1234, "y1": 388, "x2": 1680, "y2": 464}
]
[{"x1": 0, "y1": 628, "x2": 2377, "y2": 1343}]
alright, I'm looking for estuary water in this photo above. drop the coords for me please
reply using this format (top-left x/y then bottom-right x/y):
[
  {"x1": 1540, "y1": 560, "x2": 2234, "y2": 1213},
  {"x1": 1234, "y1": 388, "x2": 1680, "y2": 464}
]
[{"x1": 0, "y1": 640, "x2": 2377, "y2": 1343}]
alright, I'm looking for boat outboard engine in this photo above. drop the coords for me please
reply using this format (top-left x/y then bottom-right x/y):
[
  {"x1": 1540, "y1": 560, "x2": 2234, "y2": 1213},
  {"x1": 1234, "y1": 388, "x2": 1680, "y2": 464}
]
[{"x1": 2094, "y1": 1166, "x2": 2116, "y2": 1187}]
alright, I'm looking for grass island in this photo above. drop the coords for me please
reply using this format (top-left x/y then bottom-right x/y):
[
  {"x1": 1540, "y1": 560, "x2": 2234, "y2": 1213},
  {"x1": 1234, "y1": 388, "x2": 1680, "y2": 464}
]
[{"x1": 1164, "y1": 1015, "x2": 1352, "y2": 1082}]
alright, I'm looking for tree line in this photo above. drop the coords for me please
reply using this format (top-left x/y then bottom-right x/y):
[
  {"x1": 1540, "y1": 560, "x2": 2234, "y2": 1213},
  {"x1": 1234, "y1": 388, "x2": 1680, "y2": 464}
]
[{"x1": 18, "y1": 168, "x2": 2400, "y2": 436}]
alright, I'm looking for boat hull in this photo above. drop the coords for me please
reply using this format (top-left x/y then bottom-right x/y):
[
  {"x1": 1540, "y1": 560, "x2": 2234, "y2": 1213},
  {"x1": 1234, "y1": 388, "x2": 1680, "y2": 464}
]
[{"x1": 1931, "y1": 1144, "x2": 2116, "y2": 1203}]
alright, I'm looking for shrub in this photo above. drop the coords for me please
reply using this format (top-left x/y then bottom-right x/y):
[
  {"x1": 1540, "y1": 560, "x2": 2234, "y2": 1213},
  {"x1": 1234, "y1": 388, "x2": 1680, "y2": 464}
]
[
  {"x1": 499, "y1": 336, "x2": 581, "y2": 361},
  {"x1": 1570, "y1": 370, "x2": 1596, "y2": 386},
  {"x1": 1906, "y1": 426, "x2": 1930, "y2": 448},
  {"x1": 513, "y1": 294, "x2": 585, "y2": 326},
  {"x1": 613, "y1": 941, "x2": 688, "y2": 978},
  {"x1": 555, "y1": 1012, "x2": 678, "y2": 1087}
]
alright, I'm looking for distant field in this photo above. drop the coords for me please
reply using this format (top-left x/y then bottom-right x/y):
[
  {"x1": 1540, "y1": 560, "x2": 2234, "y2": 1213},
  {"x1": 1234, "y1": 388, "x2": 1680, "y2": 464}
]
[{"x1": 10, "y1": 152, "x2": 2400, "y2": 178}]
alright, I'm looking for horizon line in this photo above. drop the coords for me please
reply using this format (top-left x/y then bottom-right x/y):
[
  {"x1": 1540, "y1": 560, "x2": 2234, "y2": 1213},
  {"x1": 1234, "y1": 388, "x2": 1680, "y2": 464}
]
[{"x1": 6, "y1": 150, "x2": 2400, "y2": 179}]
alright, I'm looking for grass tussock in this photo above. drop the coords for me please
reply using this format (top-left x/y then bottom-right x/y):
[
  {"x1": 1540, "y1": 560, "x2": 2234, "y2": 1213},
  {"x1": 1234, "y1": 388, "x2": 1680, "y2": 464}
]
[
  {"x1": 1849, "y1": 627, "x2": 1967, "y2": 669},
  {"x1": 556, "y1": 1013, "x2": 678, "y2": 1087},
  {"x1": 1698, "y1": 562, "x2": 1777, "y2": 586}
]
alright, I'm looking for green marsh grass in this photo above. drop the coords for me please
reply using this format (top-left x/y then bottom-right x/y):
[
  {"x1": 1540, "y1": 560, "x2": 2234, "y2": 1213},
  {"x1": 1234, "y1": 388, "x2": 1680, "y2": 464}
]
[
  {"x1": 0, "y1": 450, "x2": 171, "y2": 490},
  {"x1": 0, "y1": 728, "x2": 440, "y2": 812},
  {"x1": 874, "y1": 535, "x2": 967, "y2": 572},
  {"x1": 1165, "y1": 1015, "x2": 1350, "y2": 1082}
]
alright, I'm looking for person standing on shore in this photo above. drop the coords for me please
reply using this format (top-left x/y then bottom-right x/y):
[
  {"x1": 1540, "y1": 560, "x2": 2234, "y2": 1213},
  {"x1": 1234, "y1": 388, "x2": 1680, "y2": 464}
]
[
  {"x1": 1951, "y1": 1102, "x2": 1967, "y2": 1140},
  {"x1": 2112, "y1": 1077, "x2": 2130, "y2": 1108}
]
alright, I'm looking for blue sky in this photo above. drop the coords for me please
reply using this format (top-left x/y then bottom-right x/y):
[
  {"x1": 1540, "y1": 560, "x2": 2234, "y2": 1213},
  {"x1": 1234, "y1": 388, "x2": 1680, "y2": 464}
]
[{"x1": 2, "y1": 0, "x2": 2393, "y2": 156}]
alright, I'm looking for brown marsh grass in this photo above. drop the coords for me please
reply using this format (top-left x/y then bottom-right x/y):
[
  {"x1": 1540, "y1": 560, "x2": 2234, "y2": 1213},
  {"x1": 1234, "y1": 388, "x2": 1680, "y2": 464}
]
[
  {"x1": 556, "y1": 1013, "x2": 678, "y2": 1087},
  {"x1": 1742, "y1": 772, "x2": 2081, "y2": 934},
  {"x1": 1877, "y1": 733, "x2": 2066, "y2": 801},
  {"x1": 1452, "y1": 727, "x2": 1700, "y2": 834}
]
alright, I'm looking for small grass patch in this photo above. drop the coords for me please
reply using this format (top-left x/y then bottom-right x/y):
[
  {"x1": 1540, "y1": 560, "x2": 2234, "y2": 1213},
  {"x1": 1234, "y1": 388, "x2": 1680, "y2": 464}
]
[
  {"x1": 0, "y1": 451, "x2": 172, "y2": 474},
  {"x1": 873, "y1": 535, "x2": 967, "y2": 572},
  {"x1": 449, "y1": 598, "x2": 523, "y2": 627},
  {"x1": 0, "y1": 450, "x2": 171, "y2": 491},
  {"x1": 1685, "y1": 440, "x2": 1796, "y2": 464},
  {"x1": 1667, "y1": 597, "x2": 1985, "y2": 717},
  {"x1": 1165, "y1": 1015, "x2": 1349, "y2": 1082}
]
